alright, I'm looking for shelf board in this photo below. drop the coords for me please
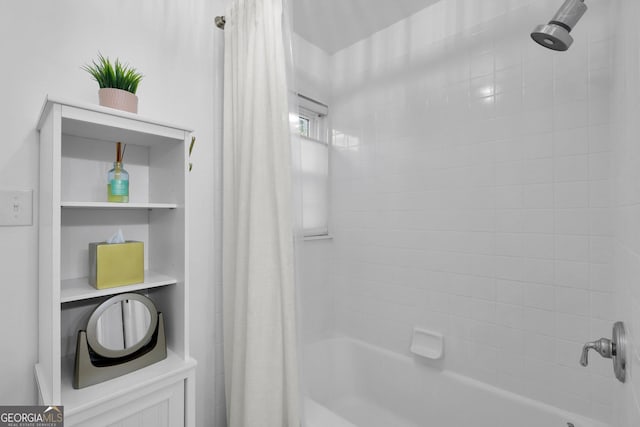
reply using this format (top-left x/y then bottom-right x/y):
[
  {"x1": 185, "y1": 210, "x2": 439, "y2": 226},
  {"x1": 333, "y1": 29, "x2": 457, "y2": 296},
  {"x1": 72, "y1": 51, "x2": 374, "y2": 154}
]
[
  {"x1": 60, "y1": 351, "x2": 196, "y2": 417},
  {"x1": 61, "y1": 201, "x2": 178, "y2": 210},
  {"x1": 61, "y1": 271, "x2": 177, "y2": 303},
  {"x1": 38, "y1": 96, "x2": 194, "y2": 145}
]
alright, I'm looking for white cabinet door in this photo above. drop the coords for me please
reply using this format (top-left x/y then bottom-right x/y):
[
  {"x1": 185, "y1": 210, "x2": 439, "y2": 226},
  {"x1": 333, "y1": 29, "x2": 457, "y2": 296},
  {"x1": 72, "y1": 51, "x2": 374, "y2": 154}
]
[{"x1": 66, "y1": 380, "x2": 184, "y2": 427}]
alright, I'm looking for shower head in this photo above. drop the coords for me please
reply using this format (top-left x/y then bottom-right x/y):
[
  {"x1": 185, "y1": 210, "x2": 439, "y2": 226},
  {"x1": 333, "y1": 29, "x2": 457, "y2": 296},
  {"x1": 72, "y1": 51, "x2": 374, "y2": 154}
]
[{"x1": 531, "y1": 0, "x2": 587, "y2": 51}]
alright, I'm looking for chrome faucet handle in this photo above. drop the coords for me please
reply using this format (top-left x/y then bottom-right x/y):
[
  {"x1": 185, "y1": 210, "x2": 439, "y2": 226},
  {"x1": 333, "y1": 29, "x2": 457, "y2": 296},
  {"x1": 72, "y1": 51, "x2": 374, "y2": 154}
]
[
  {"x1": 579, "y1": 322, "x2": 626, "y2": 383},
  {"x1": 580, "y1": 338, "x2": 612, "y2": 367}
]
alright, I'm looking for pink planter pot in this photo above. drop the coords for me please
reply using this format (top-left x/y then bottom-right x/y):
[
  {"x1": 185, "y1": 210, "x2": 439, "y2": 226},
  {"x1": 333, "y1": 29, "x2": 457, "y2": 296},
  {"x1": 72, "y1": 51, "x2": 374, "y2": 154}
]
[{"x1": 98, "y1": 88, "x2": 138, "y2": 113}]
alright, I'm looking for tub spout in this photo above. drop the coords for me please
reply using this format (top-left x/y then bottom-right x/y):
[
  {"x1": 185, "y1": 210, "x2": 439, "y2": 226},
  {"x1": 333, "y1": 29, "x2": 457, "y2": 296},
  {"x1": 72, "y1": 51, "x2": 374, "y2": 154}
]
[{"x1": 580, "y1": 338, "x2": 612, "y2": 366}]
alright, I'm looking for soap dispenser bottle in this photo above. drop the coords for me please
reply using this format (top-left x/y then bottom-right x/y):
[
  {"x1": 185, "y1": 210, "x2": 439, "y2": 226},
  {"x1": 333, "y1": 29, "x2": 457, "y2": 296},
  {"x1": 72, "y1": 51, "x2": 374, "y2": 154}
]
[{"x1": 107, "y1": 142, "x2": 129, "y2": 203}]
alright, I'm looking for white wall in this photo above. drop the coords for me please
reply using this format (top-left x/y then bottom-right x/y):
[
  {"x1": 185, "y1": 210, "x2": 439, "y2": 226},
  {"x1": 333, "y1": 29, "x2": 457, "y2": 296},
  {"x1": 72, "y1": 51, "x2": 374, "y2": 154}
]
[
  {"x1": 0, "y1": 1, "x2": 225, "y2": 425},
  {"x1": 611, "y1": 0, "x2": 640, "y2": 425},
  {"x1": 327, "y1": 0, "x2": 616, "y2": 422},
  {"x1": 294, "y1": 34, "x2": 332, "y2": 107}
]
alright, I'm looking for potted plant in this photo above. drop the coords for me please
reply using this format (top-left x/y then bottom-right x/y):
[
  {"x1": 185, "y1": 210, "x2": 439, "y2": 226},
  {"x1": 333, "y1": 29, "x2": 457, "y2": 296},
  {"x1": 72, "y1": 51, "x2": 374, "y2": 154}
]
[{"x1": 82, "y1": 53, "x2": 144, "y2": 113}]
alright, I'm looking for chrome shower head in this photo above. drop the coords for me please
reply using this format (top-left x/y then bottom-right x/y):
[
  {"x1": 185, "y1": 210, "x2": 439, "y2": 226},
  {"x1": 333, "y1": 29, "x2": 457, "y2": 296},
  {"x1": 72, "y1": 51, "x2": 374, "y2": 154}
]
[{"x1": 531, "y1": 0, "x2": 587, "y2": 51}]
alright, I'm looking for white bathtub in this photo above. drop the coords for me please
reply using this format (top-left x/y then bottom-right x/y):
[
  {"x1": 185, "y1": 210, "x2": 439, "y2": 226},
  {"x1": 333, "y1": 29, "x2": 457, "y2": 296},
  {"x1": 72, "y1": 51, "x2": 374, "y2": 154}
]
[{"x1": 303, "y1": 337, "x2": 609, "y2": 427}]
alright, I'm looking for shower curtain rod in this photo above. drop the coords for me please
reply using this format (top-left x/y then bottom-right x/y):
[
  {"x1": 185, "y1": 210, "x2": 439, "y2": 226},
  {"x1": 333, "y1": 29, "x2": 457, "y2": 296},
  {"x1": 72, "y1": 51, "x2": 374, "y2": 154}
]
[{"x1": 297, "y1": 93, "x2": 328, "y2": 110}]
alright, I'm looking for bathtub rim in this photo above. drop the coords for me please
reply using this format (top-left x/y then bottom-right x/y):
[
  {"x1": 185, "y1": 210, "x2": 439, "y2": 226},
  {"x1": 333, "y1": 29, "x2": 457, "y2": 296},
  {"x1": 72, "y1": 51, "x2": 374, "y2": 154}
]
[{"x1": 303, "y1": 335, "x2": 610, "y2": 427}]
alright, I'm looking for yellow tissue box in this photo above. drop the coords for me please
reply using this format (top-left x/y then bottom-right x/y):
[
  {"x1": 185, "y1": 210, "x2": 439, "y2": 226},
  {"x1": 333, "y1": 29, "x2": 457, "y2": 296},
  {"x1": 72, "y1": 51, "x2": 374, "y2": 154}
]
[{"x1": 89, "y1": 241, "x2": 144, "y2": 289}]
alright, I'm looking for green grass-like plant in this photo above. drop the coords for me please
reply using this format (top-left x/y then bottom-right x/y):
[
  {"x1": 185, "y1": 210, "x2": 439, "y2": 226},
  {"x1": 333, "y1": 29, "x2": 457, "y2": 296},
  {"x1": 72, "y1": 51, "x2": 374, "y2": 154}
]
[{"x1": 82, "y1": 53, "x2": 143, "y2": 94}]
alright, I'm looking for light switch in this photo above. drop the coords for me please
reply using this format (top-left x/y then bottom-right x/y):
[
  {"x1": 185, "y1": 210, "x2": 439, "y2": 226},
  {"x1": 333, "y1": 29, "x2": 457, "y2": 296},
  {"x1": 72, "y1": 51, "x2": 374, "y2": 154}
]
[{"x1": 0, "y1": 190, "x2": 33, "y2": 226}]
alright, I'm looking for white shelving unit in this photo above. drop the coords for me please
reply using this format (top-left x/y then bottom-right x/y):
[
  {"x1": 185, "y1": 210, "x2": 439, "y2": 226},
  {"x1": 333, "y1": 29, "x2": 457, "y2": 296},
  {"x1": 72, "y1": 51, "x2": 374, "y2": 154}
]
[{"x1": 36, "y1": 96, "x2": 196, "y2": 427}]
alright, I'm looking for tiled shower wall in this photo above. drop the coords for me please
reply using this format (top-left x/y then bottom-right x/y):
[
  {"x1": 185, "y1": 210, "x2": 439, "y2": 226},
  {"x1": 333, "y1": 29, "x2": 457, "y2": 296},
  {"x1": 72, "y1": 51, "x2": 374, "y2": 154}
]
[
  {"x1": 612, "y1": 0, "x2": 640, "y2": 425},
  {"x1": 328, "y1": 0, "x2": 615, "y2": 422}
]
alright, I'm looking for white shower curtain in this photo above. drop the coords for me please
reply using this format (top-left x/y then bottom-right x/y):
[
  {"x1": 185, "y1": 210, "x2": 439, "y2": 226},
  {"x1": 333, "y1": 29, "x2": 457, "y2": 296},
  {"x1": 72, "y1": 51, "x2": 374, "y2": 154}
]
[{"x1": 222, "y1": 0, "x2": 300, "y2": 426}]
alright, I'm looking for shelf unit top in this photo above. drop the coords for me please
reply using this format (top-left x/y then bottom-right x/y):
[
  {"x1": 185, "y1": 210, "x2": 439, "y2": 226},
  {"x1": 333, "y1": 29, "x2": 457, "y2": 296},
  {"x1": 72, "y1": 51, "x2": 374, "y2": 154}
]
[
  {"x1": 37, "y1": 96, "x2": 194, "y2": 147},
  {"x1": 57, "y1": 351, "x2": 196, "y2": 416}
]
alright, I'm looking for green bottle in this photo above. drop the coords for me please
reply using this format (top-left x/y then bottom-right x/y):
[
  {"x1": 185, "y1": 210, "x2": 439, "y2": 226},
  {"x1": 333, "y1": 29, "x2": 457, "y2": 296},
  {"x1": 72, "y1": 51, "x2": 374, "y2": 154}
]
[{"x1": 107, "y1": 142, "x2": 129, "y2": 203}]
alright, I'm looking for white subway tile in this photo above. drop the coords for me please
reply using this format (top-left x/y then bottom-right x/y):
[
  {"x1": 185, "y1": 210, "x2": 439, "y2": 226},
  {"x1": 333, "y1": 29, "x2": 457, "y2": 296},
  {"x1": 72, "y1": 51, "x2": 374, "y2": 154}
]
[
  {"x1": 494, "y1": 41, "x2": 522, "y2": 71},
  {"x1": 522, "y1": 209, "x2": 554, "y2": 233},
  {"x1": 495, "y1": 233, "x2": 523, "y2": 256},
  {"x1": 524, "y1": 282, "x2": 556, "y2": 310},
  {"x1": 524, "y1": 184, "x2": 554, "y2": 209},
  {"x1": 470, "y1": 51, "x2": 495, "y2": 78},
  {"x1": 555, "y1": 234, "x2": 590, "y2": 262},
  {"x1": 470, "y1": 254, "x2": 496, "y2": 277},
  {"x1": 495, "y1": 66, "x2": 522, "y2": 94},
  {"x1": 556, "y1": 313, "x2": 591, "y2": 342},
  {"x1": 555, "y1": 209, "x2": 590, "y2": 235},
  {"x1": 525, "y1": 333, "x2": 557, "y2": 363},
  {"x1": 521, "y1": 131, "x2": 553, "y2": 159},
  {"x1": 587, "y1": 125, "x2": 611, "y2": 153},
  {"x1": 471, "y1": 74, "x2": 494, "y2": 98},
  {"x1": 495, "y1": 185, "x2": 524, "y2": 209},
  {"x1": 589, "y1": 180, "x2": 611, "y2": 207},
  {"x1": 554, "y1": 155, "x2": 589, "y2": 182},
  {"x1": 555, "y1": 182, "x2": 590, "y2": 208},
  {"x1": 553, "y1": 101, "x2": 589, "y2": 130},
  {"x1": 495, "y1": 209, "x2": 523, "y2": 232},
  {"x1": 495, "y1": 138, "x2": 525, "y2": 162},
  {"x1": 521, "y1": 108, "x2": 554, "y2": 134},
  {"x1": 555, "y1": 76, "x2": 589, "y2": 104},
  {"x1": 590, "y1": 291, "x2": 614, "y2": 320},
  {"x1": 523, "y1": 59, "x2": 553, "y2": 88},
  {"x1": 495, "y1": 91, "x2": 523, "y2": 117},
  {"x1": 555, "y1": 261, "x2": 590, "y2": 289},
  {"x1": 496, "y1": 303, "x2": 524, "y2": 328},
  {"x1": 495, "y1": 161, "x2": 524, "y2": 185},
  {"x1": 523, "y1": 258, "x2": 555, "y2": 284},
  {"x1": 556, "y1": 287, "x2": 590, "y2": 316},
  {"x1": 495, "y1": 256, "x2": 524, "y2": 281},
  {"x1": 523, "y1": 158, "x2": 554, "y2": 184},
  {"x1": 496, "y1": 279, "x2": 524, "y2": 305},
  {"x1": 589, "y1": 263, "x2": 612, "y2": 292},
  {"x1": 522, "y1": 82, "x2": 554, "y2": 111},
  {"x1": 590, "y1": 236, "x2": 613, "y2": 263},
  {"x1": 554, "y1": 127, "x2": 589, "y2": 156},
  {"x1": 589, "y1": 208, "x2": 612, "y2": 236},
  {"x1": 521, "y1": 234, "x2": 555, "y2": 259},
  {"x1": 523, "y1": 307, "x2": 556, "y2": 336},
  {"x1": 589, "y1": 152, "x2": 611, "y2": 181},
  {"x1": 589, "y1": 99, "x2": 610, "y2": 126}
]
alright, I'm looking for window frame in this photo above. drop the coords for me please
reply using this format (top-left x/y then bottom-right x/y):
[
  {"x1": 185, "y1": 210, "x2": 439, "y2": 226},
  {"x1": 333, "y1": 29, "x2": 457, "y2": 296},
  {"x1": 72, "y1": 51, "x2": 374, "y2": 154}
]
[{"x1": 297, "y1": 94, "x2": 330, "y2": 238}]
